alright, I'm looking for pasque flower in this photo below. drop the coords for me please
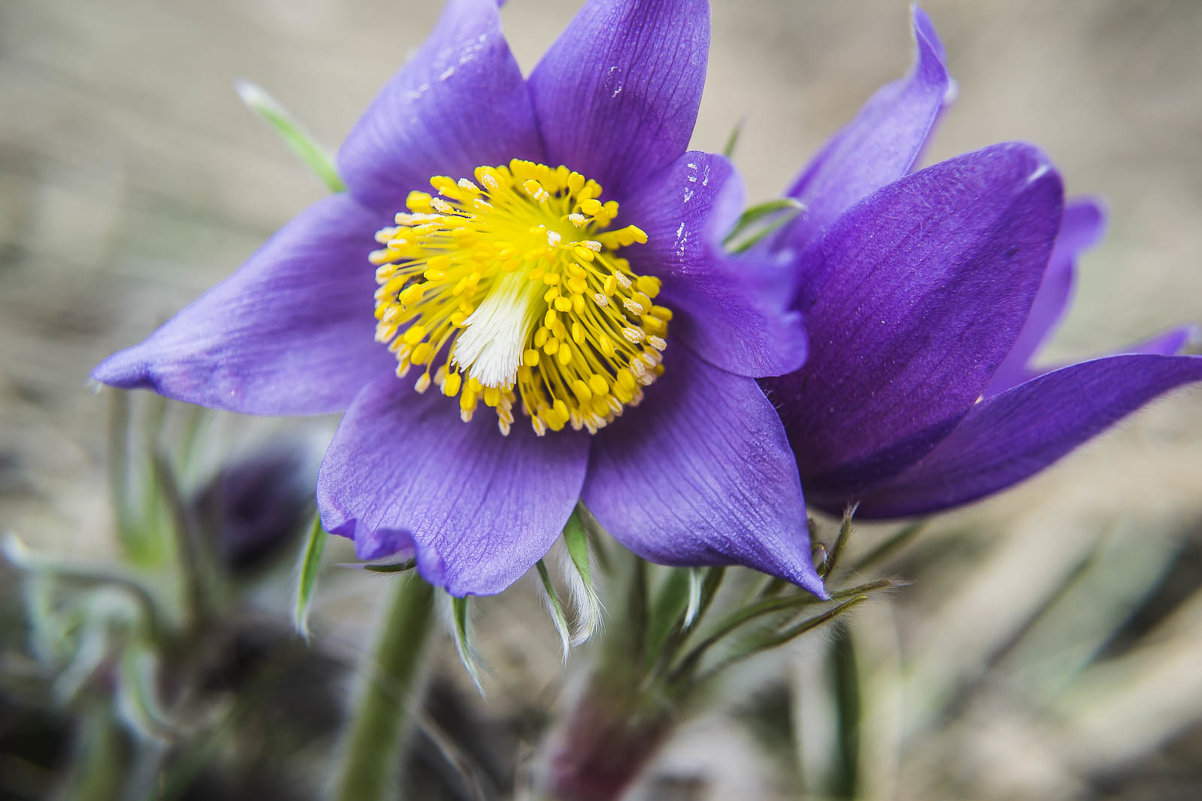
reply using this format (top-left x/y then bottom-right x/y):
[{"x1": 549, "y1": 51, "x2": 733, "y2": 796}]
[
  {"x1": 763, "y1": 9, "x2": 1202, "y2": 517},
  {"x1": 93, "y1": 0, "x2": 825, "y2": 597}
]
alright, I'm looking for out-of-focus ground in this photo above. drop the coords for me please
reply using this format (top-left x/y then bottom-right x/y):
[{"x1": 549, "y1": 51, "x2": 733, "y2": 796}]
[{"x1": 2, "y1": 1, "x2": 1202, "y2": 799}]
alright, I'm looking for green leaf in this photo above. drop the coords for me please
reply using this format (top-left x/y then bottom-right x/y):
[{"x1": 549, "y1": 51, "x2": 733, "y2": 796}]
[
  {"x1": 3, "y1": 534, "x2": 167, "y2": 646},
  {"x1": 701, "y1": 596, "x2": 870, "y2": 682},
  {"x1": 115, "y1": 644, "x2": 175, "y2": 743},
  {"x1": 671, "y1": 578, "x2": 896, "y2": 683},
  {"x1": 722, "y1": 118, "x2": 746, "y2": 159},
  {"x1": 293, "y1": 514, "x2": 327, "y2": 642},
  {"x1": 647, "y1": 568, "x2": 693, "y2": 660},
  {"x1": 684, "y1": 568, "x2": 704, "y2": 628},
  {"x1": 451, "y1": 596, "x2": 485, "y2": 695},
  {"x1": 537, "y1": 560, "x2": 571, "y2": 662},
  {"x1": 236, "y1": 79, "x2": 346, "y2": 193},
  {"x1": 358, "y1": 559, "x2": 417, "y2": 574},
  {"x1": 820, "y1": 503, "x2": 859, "y2": 579},
  {"x1": 563, "y1": 508, "x2": 603, "y2": 645},
  {"x1": 723, "y1": 198, "x2": 804, "y2": 253},
  {"x1": 151, "y1": 450, "x2": 216, "y2": 626}
]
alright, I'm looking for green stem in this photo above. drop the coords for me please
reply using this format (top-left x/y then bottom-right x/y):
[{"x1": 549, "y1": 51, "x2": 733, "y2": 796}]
[
  {"x1": 331, "y1": 574, "x2": 435, "y2": 801},
  {"x1": 61, "y1": 703, "x2": 126, "y2": 801}
]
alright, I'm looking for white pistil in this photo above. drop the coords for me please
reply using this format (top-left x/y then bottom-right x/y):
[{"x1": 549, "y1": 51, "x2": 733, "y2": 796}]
[{"x1": 451, "y1": 272, "x2": 542, "y2": 388}]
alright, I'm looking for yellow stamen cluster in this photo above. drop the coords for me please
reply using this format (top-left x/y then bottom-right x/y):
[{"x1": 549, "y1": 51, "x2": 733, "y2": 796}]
[{"x1": 372, "y1": 159, "x2": 671, "y2": 436}]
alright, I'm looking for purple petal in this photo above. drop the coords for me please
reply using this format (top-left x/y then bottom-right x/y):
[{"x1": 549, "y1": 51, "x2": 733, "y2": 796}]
[
  {"x1": 998, "y1": 326, "x2": 1198, "y2": 389},
  {"x1": 583, "y1": 347, "x2": 826, "y2": 597},
  {"x1": 985, "y1": 198, "x2": 1107, "y2": 395},
  {"x1": 529, "y1": 0, "x2": 708, "y2": 199},
  {"x1": 317, "y1": 377, "x2": 590, "y2": 597},
  {"x1": 336, "y1": 0, "x2": 542, "y2": 213},
  {"x1": 621, "y1": 152, "x2": 807, "y2": 377},
  {"x1": 847, "y1": 352, "x2": 1202, "y2": 518},
  {"x1": 765, "y1": 143, "x2": 1064, "y2": 499},
  {"x1": 1121, "y1": 326, "x2": 1198, "y2": 357},
  {"x1": 777, "y1": 7, "x2": 951, "y2": 252},
  {"x1": 92, "y1": 195, "x2": 393, "y2": 415}
]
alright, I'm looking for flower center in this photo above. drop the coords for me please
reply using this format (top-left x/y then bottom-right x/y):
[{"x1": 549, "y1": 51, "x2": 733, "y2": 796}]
[{"x1": 371, "y1": 159, "x2": 671, "y2": 436}]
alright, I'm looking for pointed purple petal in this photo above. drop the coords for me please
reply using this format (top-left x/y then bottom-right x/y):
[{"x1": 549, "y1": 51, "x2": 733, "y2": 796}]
[
  {"x1": 336, "y1": 0, "x2": 542, "y2": 213},
  {"x1": 777, "y1": 7, "x2": 951, "y2": 251},
  {"x1": 847, "y1": 352, "x2": 1202, "y2": 518},
  {"x1": 765, "y1": 143, "x2": 1064, "y2": 499},
  {"x1": 92, "y1": 195, "x2": 393, "y2": 415},
  {"x1": 583, "y1": 347, "x2": 825, "y2": 597},
  {"x1": 1121, "y1": 326, "x2": 1198, "y2": 357},
  {"x1": 621, "y1": 152, "x2": 807, "y2": 377},
  {"x1": 529, "y1": 0, "x2": 708, "y2": 199},
  {"x1": 985, "y1": 198, "x2": 1107, "y2": 395},
  {"x1": 997, "y1": 325, "x2": 1198, "y2": 389},
  {"x1": 317, "y1": 377, "x2": 589, "y2": 597}
]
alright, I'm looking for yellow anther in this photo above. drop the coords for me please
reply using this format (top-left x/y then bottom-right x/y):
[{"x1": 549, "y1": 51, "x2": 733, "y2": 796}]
[
  {"x1": 372, "y1": 160, "x2": 672, "y2": 436},
  {"x1": 399, "y1": 283, "x2": 425, "y2": 305},
  {"x1": 410, "y1": 342, "x2": 433, "y2": 365},
  {"x1": 402, "y1": 324, "x2": 427, "y2": 346},
  {"x1": 636, "y1": 275, "x2": 660, "y2": 297},
  {"x1": 406, "y1": 191, "x2": 433, "y2": 213},
  {"x1": 643, "y1": 315, "x2": 667, "y2": 336}
]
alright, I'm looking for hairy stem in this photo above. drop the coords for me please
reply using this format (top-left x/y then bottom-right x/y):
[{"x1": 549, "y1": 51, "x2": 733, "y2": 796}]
[{"x1": 331, "y1": 574, "x2": 435, "y2": 801}]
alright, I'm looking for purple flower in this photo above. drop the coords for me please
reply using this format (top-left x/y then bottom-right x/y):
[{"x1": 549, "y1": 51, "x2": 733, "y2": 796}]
[
  {"x1": 763, "y1": 8, "x2": 1202, "y2": 518},
  {"x1": 92, "y1": 0, "x2": 825, "y2": 598}
]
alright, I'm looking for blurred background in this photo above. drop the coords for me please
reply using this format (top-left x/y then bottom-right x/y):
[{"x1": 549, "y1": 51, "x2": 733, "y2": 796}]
[{"x1": 2, "y1": 0, "x2": 1202, "y2": 799}]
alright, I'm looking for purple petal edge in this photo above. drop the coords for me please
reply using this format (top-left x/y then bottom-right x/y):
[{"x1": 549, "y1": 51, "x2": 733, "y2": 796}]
[
  {"x1": 776, "y1": 6, "x2": 951, "y2": 252},
  {"x1": 986, "y1": 197, "x2": 1108, "y2": 396},
  {"x1": 336, "y1": 0, "x2": 542, "y2": 213},
  {"x1": 318, "y1": 377, "x2": 590, "y2": 597},
  {"x1": 529, "y1": 0, "x2": 709, "y2": 200},
  {"x1": 91, "y1": 194, "x2": 392, "y2": 416},
  {"x1": 583, "y1": 346, "x2": 826, "y2": 598},
  {"x1": 769, "y1": 143, "x2": 1064, "y2": 499},
  {"x1": 843, "y1": 350, "x2": 1202, "y2": 518},
  {"x1": 621, "y1": 151, "x2": 807, "y2": 378}
]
